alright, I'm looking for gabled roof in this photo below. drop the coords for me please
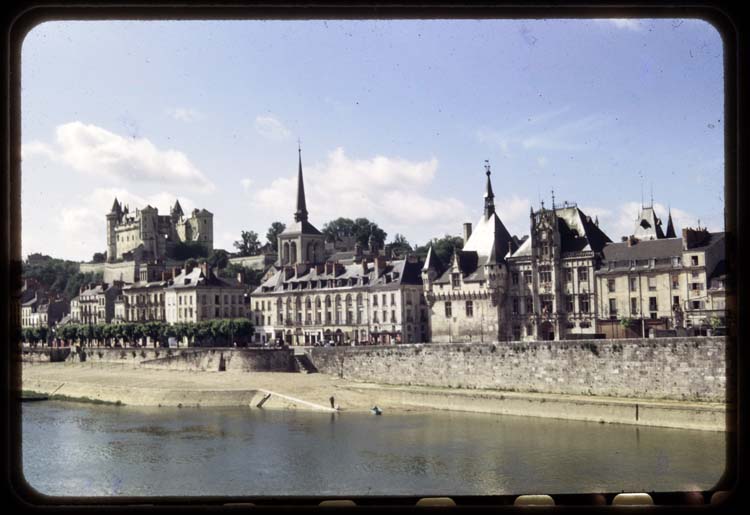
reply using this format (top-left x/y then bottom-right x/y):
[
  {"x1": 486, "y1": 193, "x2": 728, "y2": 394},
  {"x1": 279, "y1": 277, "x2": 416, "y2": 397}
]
[
  {"x1": 280, "y1": 219, "x2": 323, "y2": 236},
  {"x1": 665, "y1": 210, "x2": 677, "y2": 238},
  {"x1": 556, "y1": 206, "x2": 611, "y2": 253},
  {"x1": 462, "y1": 212, "x2": 516, "y2": 264},
  {"x1": 633, "y1": 205, "x2": 665, "y2": 240}
]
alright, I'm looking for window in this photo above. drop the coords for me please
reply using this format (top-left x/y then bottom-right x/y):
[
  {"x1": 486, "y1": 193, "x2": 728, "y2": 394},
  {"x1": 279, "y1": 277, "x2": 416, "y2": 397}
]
[
  {"x1": 566, "y1": 295, "x2": 574, "y2": 312},
  {"x1": 672, "y1": 275, "x2": 680, "y2": 289},
  {"x1": 692, "y1": 300, "x2": 701, "y2": 309},
  {"x1": 673, "y1": 296, "x2": 680, "y2": 308},
  {"x1": 523, "y1": 271, "x2": 532, "y2": 284},
  {"x1": 451, "y1": 273, "x2": 461, "y2": 288},
  {"x1": 629, "y1": 277, "x2": 637, "y2": 292},
  {"x1": 513, "y1": 326, "x2": 521, "y2": 341},
  {"x1": 609, "y1": 298, "x2": 617, "y2": 316},
  {"x1": 511, "y1": 272, "x2": 519, "y2": 285},
  {"x1": 580, "y1": 295, "x2": 590, "y2": 313},
  {"x1": 691, "y1": 271, "x2": 700, "y2": 278},
  {"x1": 391, "y1": 293, "x2": 395, "y2": 305},
  {"x1": 631, "y1": 297, "x2": 638, "y2": 314},
  {"x1": 539, "y1": 266, "x2": 552, "y2": 284},
  {"x1": 648, "y1": 276, "x2": 657, "y2": 291},
  {"x1": 691, "y1": 255, "x2": 699, "y2": 266},
  {"x1": 541, "y1": 295, "x2": 553, "y2": 314},
  {"x1": 466, "y1": 300, "x2": 474, "y2": 317},
  {"x1": 525, "y1": 296, "x2": 533, "y2": 314},
  {"x1": 691, "y1": 282, "x2": 702, "y2": 291},
  {"x1": 649, "y1": 297, "x2": 658, "y2": 312},
  {"x1": 577, "y1": 267, "x2": 588, "y2": 282},
  {"x1": 391, "y1": 310, "x2": 396, "y2": 323},
  {"x1": 372, "y1": 295, "x2": 378, "y2": 306},
  {"x1": 373, "y1": 312, "x2": 379, "y2": 323},
  {"x1": 607, "y1": 279, "x2": 615, "y2": 293},
  {"x1": 215, "y1": 295, "x2": 220, "y2": 304},
  {"x1": 382, "y1": 294, "x2": 387, "y2": 306},
  {"x1": 445, "y1": 301, "x2": 452, "y2": 318},
  {"x1": 511, "y1": 298, "x2": 518, "y2": 315}
]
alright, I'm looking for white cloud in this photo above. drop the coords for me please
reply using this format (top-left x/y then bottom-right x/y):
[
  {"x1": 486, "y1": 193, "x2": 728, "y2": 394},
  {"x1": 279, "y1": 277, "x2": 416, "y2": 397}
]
[
  {"x1": 23, "y1": 121, "x2": 215, "y2": 192},
  {"x1": 249, "y1": 147, "x2": 467, "y2": 245},
  {"x1": 477, "y1": 108, "x2": 608, "y2": 154},
  {"x1": 167, "y1": 107, "x2": 202, "y2": 122},
  {"x1": 254, "y1": 115, "x2": 291, "y2": 141},
  {"x1": 596, "y1": 19, "x2": 643, "y2": 31},
  {"x1": 240, "y1": 178, "x2": 253, "y2": 192}
]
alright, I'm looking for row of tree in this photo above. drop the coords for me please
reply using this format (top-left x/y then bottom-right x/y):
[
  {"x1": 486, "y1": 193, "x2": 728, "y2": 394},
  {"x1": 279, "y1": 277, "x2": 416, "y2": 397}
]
[
  {"x1": 22, "y1": 319, "x2": 255, "y2": 348},
  {"x1": 231, "y1": 217, "x2": 465, "y2": 265}
]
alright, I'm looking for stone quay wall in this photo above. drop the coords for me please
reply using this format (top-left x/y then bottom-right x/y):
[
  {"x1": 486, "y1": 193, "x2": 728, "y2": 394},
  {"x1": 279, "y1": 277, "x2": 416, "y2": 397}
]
[
  {"x1": 308, "y1": 337, "x2": 730, "y2": 402},
  {"x1": 20, "y1": 347, "x2": 296, "y2": 373}
]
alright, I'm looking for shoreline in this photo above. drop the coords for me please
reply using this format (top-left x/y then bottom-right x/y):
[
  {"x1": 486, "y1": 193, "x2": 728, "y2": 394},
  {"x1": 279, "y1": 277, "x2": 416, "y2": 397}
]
[{"x1": 20, "y1": 363, "x2": 729, "y2": 431}]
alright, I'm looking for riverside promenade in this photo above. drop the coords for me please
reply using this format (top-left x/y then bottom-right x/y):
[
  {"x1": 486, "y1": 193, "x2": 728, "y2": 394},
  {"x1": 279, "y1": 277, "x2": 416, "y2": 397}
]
[{"x1": 21, "y1": 362, "x2": 728, "y2": 431}]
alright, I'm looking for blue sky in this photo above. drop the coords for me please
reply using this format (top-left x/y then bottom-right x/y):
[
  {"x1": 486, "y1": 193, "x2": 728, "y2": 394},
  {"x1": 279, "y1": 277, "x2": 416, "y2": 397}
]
[{"x1": 21, "y1": 18, "x2": 724, "y2": 261}]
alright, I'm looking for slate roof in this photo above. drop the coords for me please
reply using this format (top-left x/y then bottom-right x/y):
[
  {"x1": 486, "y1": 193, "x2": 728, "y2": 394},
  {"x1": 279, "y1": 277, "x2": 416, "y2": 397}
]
[
  {"x1": 253, "y1": 258, "x2": 423, "y2": 295},
  {"x1": 280, "y1": 219, "x2": 323, "y2": 236},
  {"x1": 462, "y1": 212, "x2": 517, "y2": 263},
  {"x1": 632, "y1": 206, "x2": 665, "y2": 240},
  {"x1": 167, "y1": 268, "x2": 244, "y2": 290},
  {"x1": 600, "y1": 232, "x2": 724, "y2": 263}
]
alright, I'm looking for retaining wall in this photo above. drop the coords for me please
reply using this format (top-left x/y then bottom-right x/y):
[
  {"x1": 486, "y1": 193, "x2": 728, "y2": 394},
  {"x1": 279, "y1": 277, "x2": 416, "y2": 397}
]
[{"x1": 308, "y1": 337, "x2": 730, "y2": 402}]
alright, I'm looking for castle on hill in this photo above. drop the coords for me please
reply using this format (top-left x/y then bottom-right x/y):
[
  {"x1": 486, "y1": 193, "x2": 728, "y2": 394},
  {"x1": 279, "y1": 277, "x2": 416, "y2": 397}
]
[{"x1": 106, "y1": 199, "x2": 213, "y2": 262}]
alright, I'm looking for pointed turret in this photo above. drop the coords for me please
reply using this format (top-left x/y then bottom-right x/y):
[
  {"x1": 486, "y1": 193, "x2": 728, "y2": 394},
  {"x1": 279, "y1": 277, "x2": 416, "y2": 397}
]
[
  {"x1": 665, "y1": 209, "x2": 677, "y2": 238},
  {"x1": 171, "y1": 199, "x2": 184, "y2": 218},
  {"x1": 109, "y1": 198, "x2": 121, "y2": 215},
  {"x1": 483, "y1": 160, "x2": 495, "y2": 218},
  {"x1": 422, "y1": 245, "x2": 444, "y2": 275},
  {"x1": 294, "y1": 144, "x2": 308, "y2": 223}
]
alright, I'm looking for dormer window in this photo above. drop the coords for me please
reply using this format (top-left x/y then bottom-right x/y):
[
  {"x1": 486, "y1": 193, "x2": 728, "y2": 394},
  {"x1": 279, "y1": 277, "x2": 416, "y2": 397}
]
[{"x1": 451, "y1": 273, "x2": 461, "y2": 288}]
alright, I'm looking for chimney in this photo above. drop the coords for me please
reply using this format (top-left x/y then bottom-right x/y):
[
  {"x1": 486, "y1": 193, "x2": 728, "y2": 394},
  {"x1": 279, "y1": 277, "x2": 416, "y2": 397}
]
[
  {"x1": 627, "y1": 235, "x2": 638, "y2": 247},
  {"x1": 374, "y1": 255, "x2": 386, "y2": 277},
  {"x1": 362, "y1": 259, "x2": 369, "y2": 275},
  {"x1": 463, "y1": 223, "x2": 473, "y2": 244},
  {"x1": 682, "y1": 227, "x2": 710, "y2": 250}
]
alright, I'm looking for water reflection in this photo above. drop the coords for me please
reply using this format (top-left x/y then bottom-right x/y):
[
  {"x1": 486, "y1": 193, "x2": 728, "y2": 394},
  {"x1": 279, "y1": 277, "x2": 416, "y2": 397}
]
[{"x1": 22, "y1": 402, "x2": 725, "y2": 497}]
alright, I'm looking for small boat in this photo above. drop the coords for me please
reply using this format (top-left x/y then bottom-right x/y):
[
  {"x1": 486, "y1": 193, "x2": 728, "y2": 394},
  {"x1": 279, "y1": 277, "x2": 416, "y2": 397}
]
[{"x1": 370, "y1": 406, "x2": 382, "y2": 415}]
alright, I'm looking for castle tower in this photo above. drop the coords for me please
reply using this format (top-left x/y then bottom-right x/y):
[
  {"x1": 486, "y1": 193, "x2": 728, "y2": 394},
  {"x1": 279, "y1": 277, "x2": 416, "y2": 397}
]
[
  {"x1": 106, "y1": 198, "x2": 122, "y2": 263},
  {"x1": 278, "y1": 144, "x2": 325, "y2": 266}
]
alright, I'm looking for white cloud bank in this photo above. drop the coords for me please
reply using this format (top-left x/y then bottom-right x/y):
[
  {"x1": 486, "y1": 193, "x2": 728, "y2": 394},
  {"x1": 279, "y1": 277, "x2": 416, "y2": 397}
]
[
  {"x1": 167, "y1": 107, "x2": 202, "y2": 122},
  {"x1": 22, "y1": 121, "x2": 215, "y2": 192},
  {"x1": 254, "y1": 115, "x2": 291, "y2": 141},
  {"x1": 249, "y1": 147, "x2": 474, "y2": 245}
]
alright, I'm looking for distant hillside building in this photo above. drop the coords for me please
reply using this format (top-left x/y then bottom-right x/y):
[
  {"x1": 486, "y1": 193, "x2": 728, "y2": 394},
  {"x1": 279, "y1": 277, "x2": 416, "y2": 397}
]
[
  {"x1": 106, "y1": 198, "x2": 213, "y2": 262},
  {"x1": 70, "y1": 282, "x2": 124, "y2": 325}
]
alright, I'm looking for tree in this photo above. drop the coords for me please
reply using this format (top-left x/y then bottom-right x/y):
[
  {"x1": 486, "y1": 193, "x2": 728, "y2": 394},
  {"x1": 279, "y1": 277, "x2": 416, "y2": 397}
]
[
  {"x1": 322, "y1": 217, "x2": 387, "y2": 249},
  {"x1": 92, "y1": 251, "x2": 107, "y2": 263},
  {"x1": 171, "y1": 241, "x2": 209, "y2": 261},
  {"x1": 233, "y1": 231, "x2": 261, "y2": 257},
  {"x1": 266, "y1": 222, "x2": 286, "y2": 252},
  {"x1": 389, "y1": 233, "x2": 413, "y2": 257},
  {"x1": 415, "y1": 235, "x2": 464, "y2": 265},
  {"x1": 206, "y1": 249, "x2": 230, "y2": 269}
]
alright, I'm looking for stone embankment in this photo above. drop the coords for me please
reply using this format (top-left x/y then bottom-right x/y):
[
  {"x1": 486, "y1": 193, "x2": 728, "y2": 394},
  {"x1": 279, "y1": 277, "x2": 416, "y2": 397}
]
[{"x1": 19, "y1": 336, "x2": 732, "y2": 431}]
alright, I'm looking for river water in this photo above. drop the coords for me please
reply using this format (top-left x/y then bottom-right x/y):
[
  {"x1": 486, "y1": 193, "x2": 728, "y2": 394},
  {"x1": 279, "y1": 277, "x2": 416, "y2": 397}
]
[{"x1": 21, "y1": 401, "x2": 725, "y2": 497}]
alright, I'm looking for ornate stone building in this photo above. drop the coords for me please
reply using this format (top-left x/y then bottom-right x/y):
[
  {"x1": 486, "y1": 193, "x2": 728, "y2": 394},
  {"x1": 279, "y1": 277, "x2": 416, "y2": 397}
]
[
  {"x1": 506, "y1": 200, "x2": 612, "y2": 341},
  {"x1": 106, "y1": 198, "x2": 213, "y2": 262},
  {"x1": 251, "y1": 148, "x2": 429, "y2": 346},
  {"x1": 423, "y1": 163, "x2": 518, "y2": 343}
]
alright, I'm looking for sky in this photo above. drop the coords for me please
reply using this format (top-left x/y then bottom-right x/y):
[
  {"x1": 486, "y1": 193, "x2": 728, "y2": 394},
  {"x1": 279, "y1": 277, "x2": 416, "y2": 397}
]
[{"x1": 20, "y1": 18, "x2": 725, "y2": 262}]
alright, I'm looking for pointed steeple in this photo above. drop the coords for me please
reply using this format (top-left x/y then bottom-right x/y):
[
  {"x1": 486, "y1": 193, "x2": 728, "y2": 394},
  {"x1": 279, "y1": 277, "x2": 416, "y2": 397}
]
[
  {"x1": 665, "y1": 208, "x2": 677, "y2": 238},
  {"x1": 110, "y1": 197, "x2": 121, "y2": 214},
  {"x1": 422, "y1": 244, "x2": 444, "y2": 275},
  {"x1": 483, "y1": 160, "x2": 495, "y2": 218},
  {"x1": 172, "y1": 199, "x2": 184, "y2": 218},
  {"x1": 294, "y1": 142, "x2": 309, "y2": 223}
]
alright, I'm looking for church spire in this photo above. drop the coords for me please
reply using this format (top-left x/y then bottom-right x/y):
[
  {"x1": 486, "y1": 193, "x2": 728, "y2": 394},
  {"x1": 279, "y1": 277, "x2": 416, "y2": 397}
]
[
  {"x1": 483, "y1": 160, "x2": 495, "y2": 218},
  {"x1": 294, "y1": 141, "x2": 308, "y2": 223},
  {"x1": 665, "y1": 208, "x2": 677, "y2": 238}
]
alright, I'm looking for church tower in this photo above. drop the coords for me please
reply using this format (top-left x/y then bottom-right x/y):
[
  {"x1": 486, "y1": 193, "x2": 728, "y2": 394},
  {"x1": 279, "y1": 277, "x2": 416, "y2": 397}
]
[{"x1": 277, "y1": 144, "x2": 326, "y2": 266}]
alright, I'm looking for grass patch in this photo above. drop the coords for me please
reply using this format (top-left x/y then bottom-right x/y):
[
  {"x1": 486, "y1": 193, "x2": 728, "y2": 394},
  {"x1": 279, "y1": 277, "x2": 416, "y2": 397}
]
[{"x1": 47, "y1": 394, "x2": 124, "y2": 406}]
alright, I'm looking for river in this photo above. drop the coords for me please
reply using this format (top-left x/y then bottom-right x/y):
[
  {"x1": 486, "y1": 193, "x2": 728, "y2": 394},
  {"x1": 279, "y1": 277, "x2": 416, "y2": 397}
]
[{"x1": 21, "y1": 401, "x2": 725, "y2": 497}]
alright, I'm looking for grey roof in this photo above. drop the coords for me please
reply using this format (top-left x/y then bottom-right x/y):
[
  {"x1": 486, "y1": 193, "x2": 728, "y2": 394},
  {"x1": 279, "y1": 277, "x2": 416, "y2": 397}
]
[
  {"x1": 123, "y1": 280, "x2": 169, "y2": 291},
  {"x1": 632, "y1": 205, "x2": 665, "y2": 240},
  {"x1": 601, "y1": 238, "x2": 683, "y2": 262},
  {"x1": 280, "y1": 219, "x2": 323, "y2": 236},
  {"x1": 462, "y1": 211, "x2": 517, "y2": 263},
  {"x1": 665, "y1": 210, "x2": 677, "y2": 238},
  {"x1": 253, "y1": 258, "x2": 423, "y2": 295},
  {"x1": 167, "y1": 267, "x2": 244, "y2": 290},
  {"x1": 422, "y1": 245, "x2": 445, "y2": 275}
]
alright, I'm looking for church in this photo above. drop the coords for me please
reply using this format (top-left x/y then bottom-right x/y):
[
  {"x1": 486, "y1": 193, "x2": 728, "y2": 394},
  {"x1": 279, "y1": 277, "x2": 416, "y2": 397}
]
[{"x1": 250, "y1": 147, "x2": 430, "y2": 346}]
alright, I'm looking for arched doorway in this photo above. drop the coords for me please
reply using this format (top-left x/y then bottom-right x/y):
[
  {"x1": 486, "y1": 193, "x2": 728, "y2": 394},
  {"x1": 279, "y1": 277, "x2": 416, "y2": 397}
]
[
  {"x1": 540, "y1": 321, "x2": 555, "y2": 341},
  {"x1": 334, "y1": 329, "x2": 344, "y2": 345}
]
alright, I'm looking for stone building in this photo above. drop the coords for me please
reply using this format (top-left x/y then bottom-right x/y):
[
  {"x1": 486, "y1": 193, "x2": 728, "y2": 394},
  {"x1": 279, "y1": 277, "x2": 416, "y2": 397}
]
[
  {"x1": 70, "y1": 282, "x2": 124, "y2": 324},
  {"x1": 164, "y1": 263, "x2": 248, "y2": 324},
  {"x1": 595, "y1": 226, "x2": 726, "y2": 337},
  {"x1": 506, "y1": 200, "x2": 612, "y2": 341},
  {"x1": 251, "y1": 148, "x2": 429, "y2": 346},
  {"x1": 20, "y1": 291, "x2": 68, "y2": 329},
  {"x1": 423, "y1": 163, "x2": 518, "y2": 343},
  {"x1": 106, "y1": 198, "x2": 213, "y2": 262}
]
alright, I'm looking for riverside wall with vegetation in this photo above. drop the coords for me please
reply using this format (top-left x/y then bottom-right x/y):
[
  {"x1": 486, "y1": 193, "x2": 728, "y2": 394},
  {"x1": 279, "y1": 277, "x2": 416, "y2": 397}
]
[{"x1": 308, "y1": 337, "x2": 731, "y2": 403}]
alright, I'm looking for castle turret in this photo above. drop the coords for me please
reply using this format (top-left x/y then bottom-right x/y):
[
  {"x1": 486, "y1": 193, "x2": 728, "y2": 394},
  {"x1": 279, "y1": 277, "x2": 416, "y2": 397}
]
[{"x1": 106, "y1": 198, "x2": 121, "y2": 262}]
